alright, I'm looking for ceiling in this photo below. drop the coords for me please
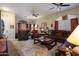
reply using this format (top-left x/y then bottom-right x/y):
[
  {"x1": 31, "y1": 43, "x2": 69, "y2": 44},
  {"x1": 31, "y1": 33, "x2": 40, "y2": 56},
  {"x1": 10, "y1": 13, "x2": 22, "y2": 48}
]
[{"x1": 0, "y1": 3, "x2": 79, "y2": 19}]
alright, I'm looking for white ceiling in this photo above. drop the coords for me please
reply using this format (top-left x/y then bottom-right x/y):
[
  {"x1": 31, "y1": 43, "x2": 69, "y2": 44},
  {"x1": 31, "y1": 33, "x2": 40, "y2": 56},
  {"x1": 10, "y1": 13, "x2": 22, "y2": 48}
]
[{"x1": 0, "y1": 3, "x2": 79, "y2": 19}]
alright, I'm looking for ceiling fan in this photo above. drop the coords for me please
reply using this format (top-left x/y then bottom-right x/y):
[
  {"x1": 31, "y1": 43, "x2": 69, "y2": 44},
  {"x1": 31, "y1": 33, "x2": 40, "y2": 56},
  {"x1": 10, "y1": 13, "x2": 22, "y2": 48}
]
[
  {"x1": 50, "y1": 3, "x2": 70, "y2": 10},
  {"x1": 32, "y1": 8, "x2": 39, "y2": 17},
  {"x1": 32, "y1": 13, "x2": 39, "y2": 17},
  {"x1": 52, "y1": 3, "x2": 70, "y2": 6}
]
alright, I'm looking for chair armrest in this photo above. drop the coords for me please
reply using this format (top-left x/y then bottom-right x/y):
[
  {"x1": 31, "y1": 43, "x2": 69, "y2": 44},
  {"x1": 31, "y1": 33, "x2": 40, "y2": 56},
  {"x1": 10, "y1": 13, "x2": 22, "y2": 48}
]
[{"x1": 58, "y1": 47, "x2": 68, "y2": 52}]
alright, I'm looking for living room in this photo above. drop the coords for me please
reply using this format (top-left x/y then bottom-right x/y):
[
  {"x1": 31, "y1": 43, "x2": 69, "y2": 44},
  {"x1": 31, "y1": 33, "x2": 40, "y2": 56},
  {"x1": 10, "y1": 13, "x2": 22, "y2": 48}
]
[{"x1": 0, "y1": 3, "x2": 79, "y2": 56}]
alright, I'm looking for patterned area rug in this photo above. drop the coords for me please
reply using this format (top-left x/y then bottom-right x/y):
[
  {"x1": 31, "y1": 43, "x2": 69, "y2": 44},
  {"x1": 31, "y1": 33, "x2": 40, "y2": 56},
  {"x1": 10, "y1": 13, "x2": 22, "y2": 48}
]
[{"x1": 9, "y1": 40, "x2": 61, "y2": 56}]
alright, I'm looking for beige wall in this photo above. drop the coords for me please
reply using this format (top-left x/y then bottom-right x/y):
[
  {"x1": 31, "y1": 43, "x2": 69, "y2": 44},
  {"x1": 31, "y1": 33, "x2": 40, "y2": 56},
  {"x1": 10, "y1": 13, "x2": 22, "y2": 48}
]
[
  {"x1": 15, "y1": 6, "x2": 79, "y2": 31},
  {"x1": 36, "y1": 6, "x2": 79, "y2": 29},
  {"x1": 1, "y1": 10, "x2": 15, "y2": 39}
]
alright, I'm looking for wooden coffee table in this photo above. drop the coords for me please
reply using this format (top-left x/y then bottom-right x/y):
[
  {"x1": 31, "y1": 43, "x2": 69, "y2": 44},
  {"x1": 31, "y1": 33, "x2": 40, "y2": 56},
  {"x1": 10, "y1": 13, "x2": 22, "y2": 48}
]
[{"x1": 34, "y1": 38, "x2": 57, "y2": 50}]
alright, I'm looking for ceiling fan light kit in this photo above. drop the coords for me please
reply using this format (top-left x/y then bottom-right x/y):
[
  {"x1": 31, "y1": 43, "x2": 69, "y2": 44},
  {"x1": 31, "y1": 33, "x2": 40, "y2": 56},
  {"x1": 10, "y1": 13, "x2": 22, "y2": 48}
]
[
  {"x1": 31, "y1": 8, "x2": 39, "y2": 17},
  {"x1": 32, "y1": 13, "x2": 39, "y2": 17}
]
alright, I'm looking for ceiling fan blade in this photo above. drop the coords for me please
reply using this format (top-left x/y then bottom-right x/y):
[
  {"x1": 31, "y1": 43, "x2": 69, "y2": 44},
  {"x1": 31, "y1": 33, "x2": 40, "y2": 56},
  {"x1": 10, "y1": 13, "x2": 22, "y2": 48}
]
[
  {"x1": 59, "y1": 3, "x2": 63, "y2": 5},
  {"x1": 52, "y1": 3, "x2": 59, "y2": 6},
  {"x1": 32, "y1": 13, "x2": 39, "y2": 17},
  {"x1": 61, "y1": 4, "x2": 70, "y2": 6},
  {"x1": 52, "y1": 3, "x2": 70, "y2": 6}
]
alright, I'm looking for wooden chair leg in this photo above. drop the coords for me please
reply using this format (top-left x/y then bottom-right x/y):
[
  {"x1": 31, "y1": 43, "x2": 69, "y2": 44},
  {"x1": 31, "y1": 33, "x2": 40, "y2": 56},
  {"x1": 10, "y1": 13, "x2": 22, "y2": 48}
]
[
  {"x1": 34, "y1": 38, "x2": 39, "y2": 44},
  {"x1": 34, "y1": 39, "x2": 36, "y2": 44}
]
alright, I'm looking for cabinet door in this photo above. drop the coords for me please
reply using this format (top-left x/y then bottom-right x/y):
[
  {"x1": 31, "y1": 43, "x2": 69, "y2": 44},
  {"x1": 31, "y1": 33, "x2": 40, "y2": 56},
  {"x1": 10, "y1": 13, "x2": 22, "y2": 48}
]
[
  {"x1": 71, "y1": 18, "x2": 78, "y2": 31},
  {"x1": 54, "y1": 21, "x2": 58, "y2": 30}
]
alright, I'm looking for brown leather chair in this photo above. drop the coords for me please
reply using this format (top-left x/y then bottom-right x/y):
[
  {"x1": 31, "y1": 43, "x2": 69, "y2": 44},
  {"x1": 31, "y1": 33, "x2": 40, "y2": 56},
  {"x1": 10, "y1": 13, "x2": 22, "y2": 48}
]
[
  {"x1": 0, "y1": 36, "x2": 8, "y2": 56},
  {"x1": 32, "y1": 30, "x2": 40, "y2": 44}
]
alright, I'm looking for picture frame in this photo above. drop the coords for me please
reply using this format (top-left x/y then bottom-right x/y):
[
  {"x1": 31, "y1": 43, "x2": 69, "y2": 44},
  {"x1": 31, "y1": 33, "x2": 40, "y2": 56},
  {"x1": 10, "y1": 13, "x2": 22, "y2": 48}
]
[
  {"x1": 62, "y1": 15, "x2": 68, "y2": 20},
  {"x1": 10, "y1": 25, "x2": 14, "y2": 29}
]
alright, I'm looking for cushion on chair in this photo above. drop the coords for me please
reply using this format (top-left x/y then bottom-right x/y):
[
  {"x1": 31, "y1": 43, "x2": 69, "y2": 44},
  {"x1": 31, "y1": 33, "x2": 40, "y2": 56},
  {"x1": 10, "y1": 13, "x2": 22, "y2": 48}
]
[{"x1": 0, "y1": 39, "x2": 6, "y2": 52}]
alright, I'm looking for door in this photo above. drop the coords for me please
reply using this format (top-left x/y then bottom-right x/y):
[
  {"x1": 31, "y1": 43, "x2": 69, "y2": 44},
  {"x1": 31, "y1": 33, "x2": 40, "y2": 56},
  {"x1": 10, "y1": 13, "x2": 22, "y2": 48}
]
[
  {"x1": 71, "y1": 18, "x2": 78, "y2": 31},
  {"x1": 54, "y1": 21, "x2": 58, "y2": 30}
]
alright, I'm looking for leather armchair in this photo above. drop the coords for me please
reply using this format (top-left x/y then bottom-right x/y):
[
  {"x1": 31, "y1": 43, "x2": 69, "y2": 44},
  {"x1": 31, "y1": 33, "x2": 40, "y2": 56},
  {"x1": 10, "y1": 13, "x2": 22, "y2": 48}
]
[{"x1": 0, "y1": 36, "x2": 8, "y2": 56}]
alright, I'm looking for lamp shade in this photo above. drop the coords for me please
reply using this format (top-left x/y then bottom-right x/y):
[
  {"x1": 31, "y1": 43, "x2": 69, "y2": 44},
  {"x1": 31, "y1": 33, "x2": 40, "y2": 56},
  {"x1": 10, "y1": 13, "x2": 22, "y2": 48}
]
[{"x1": 67, "y1": 25, "x2": 79, "y2": 45}]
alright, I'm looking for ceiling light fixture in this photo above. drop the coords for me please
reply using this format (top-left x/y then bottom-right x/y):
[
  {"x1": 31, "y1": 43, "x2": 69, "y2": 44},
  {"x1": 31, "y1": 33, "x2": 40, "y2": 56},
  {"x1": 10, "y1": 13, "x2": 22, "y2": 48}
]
[{"x1": 26, "y1": 15, "x2": 41, "y2": 19}]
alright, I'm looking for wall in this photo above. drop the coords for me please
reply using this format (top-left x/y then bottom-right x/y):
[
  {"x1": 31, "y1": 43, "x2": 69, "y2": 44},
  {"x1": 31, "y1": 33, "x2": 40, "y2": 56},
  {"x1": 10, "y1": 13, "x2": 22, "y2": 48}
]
[
  {"x1": 1, "y1": 10, "x2": 15, "y2": 39},
  {"x1": 56, "y1": 15, "x2": 77, "y2": 31},
  {"x1": 15, "y1": 15, "x2": 24, "y2": 33},
  {"x1": 15, "y1": 16, "x2": 37, "y2": 32},
  {"x1": 36, "y1": 17, "x2": 53, "y2": 30},
  {"x1": 58, "y1": 19, "x2": 71, "y2": 31},
  {"x1": 15, "y1": 6, "x2": 79, "y2": 31},
  {"x1": 36, "y1": 6, "x2": 79, "y2": 29}
]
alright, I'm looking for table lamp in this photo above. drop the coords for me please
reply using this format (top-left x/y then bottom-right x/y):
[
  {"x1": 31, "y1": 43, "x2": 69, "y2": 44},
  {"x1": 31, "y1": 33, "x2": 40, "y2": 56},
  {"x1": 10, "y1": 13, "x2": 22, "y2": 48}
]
[
  {"x1": 67, "y1": 25, "x2": 79, "y2": 45},
  {"x1": 67, "y1": 25, "x2": 79, "y2": 55}
]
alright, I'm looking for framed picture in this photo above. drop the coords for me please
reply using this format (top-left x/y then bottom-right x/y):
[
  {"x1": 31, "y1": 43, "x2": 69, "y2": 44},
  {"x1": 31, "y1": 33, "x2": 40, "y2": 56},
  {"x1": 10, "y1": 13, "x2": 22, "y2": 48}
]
[
  {"x1": 10, "y1": 25, "x2": 14, "y2": 29},
  {"x1": 41, "y1": 22, "x2": 47, "y2": 27},
  {"x1": 62, "y1": 15, "x2": 68, "y2": 20}
]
